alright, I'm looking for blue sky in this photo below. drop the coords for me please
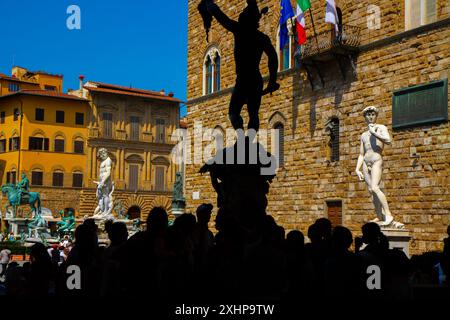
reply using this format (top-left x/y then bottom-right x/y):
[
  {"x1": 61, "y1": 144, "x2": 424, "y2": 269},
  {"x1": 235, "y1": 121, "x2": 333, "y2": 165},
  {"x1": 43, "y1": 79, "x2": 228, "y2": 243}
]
[{"x1": 0, "y1": 0, "x2": 188, "y2": 114}]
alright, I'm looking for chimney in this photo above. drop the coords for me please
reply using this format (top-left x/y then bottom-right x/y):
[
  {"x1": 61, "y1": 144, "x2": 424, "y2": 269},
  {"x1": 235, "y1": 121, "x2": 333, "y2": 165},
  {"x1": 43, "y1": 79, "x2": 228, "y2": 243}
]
[
  {"x1": 79, "y1": 75, "x2": 85, "y2": 91},
  {"x1": 160, "y1": 89, "x2": 165, "y2": 95},
  {"x1": 168, "y1": 92, "x2": 174, "y2": 97}
]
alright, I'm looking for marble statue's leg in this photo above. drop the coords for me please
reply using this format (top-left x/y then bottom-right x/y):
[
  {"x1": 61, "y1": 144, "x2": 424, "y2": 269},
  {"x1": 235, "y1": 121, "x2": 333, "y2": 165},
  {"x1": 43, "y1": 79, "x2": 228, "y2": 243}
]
[
  {"x1": 370, "y1": 160, "x2": 393, "y2": 226},
  {"x1": 363, "y1": 162, "x2": 383, "y2": 221}
]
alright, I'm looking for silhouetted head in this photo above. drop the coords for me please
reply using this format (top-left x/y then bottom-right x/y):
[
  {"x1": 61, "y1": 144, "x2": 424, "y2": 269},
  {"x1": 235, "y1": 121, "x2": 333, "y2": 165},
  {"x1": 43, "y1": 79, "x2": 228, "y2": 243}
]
[
  {"x1": 196, "y1": 203, "x2": 213, "y2": 225},
  {"x1": 109, "y1": 222, "x2": 128, "y2": 246},
  {"x1": 238, "y1": 0, "x2": 264, "y2": 30},
  {"x1": 83, "y1": 219, "x2": 98, "y2": 233},
  {"x1": 30, "y1": 243, "x2": 51, "y2": 265},
  {"x1": 307, "y1": 223, "x2": 320, "y2": 244},
  {"x1": 332, "y1": 226, "x2": 353, "y2": 251},
  {"x1": 75, "y1": 223, "x2": 98, "y2": 249},
  {"x1": 447, "y1": 225, "x2": 450, "y2": 236},
  {"x1": 315, "y1": 218, "x2": 332, "y2": 241},
  {"x1": 174, "y1": 213, "x2": 196, "y2": 238},
  {"x1": 286, "y1": 230, "x2": 305, "y2": 252},
  {"x1": 361, "y1": 222, "x2": 381, "y2": 245},
  {"x1": 146, "y1": 207, "x2": 168, "y2": 235}
]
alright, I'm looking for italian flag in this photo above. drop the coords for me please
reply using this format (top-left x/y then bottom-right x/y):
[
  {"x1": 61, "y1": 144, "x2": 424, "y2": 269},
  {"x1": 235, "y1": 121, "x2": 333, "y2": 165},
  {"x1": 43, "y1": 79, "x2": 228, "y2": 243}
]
[{"x1": 296, "y1": 0, "x2": 311, "y2": 45}]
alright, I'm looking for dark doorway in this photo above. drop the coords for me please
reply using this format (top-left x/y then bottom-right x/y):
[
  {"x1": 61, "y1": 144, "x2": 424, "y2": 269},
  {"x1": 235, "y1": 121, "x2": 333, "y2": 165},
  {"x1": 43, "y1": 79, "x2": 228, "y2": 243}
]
[{"x1": 127, "y1": 206, "x2": 141, "y2": 220}]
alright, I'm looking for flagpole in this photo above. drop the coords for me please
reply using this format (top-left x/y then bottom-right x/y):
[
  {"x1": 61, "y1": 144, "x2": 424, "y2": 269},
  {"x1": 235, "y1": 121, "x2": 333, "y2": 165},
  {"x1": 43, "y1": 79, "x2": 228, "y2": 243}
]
[{"x1": 308, "y1": 9, "x2": 320, "y2": 51}]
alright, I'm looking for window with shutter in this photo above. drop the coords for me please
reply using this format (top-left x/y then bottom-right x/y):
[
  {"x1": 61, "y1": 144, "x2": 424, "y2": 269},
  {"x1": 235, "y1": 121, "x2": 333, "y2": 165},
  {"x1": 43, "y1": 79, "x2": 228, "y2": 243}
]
[
  {"x1": 0, "y1": 139, "x2": 6, "y2": 153},
  {"x1": 56, "y1": 111, "x2": 65, "y2": 123},
  {"x1": 0, "y1": 111, "x2": 5, "y2": 124},
  {"x1": 130, "y1": 116, "x2": 140, "y2": 140},
  {"x1": 29, "y1": 137, "x2": 49, "y2": 151},
  {"x1": 155, "y1": 167, "x2": 165, "y2": 191},
  {"x1": 75, "y1": 113, "x2": 84, "y2": 125},
  {"x1": 329, "y1": 118, "x2": 340, "y2": 162},
  {"x1": 35, "y1": 108, "x2": 45, "y2": 121},
  {"x1": 74, "y1": 140, "x2": 84, "y2": 154},
  {"x1": 53, "y1": 172, "x2": 64, "y2": 187},
  {"x1": 214, "y1": 55, "x2": 221, "y2": 92},
  {"x1": 393, "y1": 79, "x2": 448, "y2": 129},
  {"x1": 103, "y1": 113, "x2": 113, "y2": 138},
  {"x1": 205, "y1": 56, "x2": 213, "y2": 95},
  {"x1": 72, "y1": 173, "x2": 83, "y2": 188},
  {"x1": 156, "y1": 119, "x2": 166, "y2": 143},
  {"x1": 9, "y1": 137, "x2": 20, "y2": 151},
  {"x1": 32, "y1": 171, "x2": 43, "y2": 186},
  {"x1": 128, "y1": 165, "x2": 139, "y2": 191},
  {"x1": 54, "y1": 139, "x2": 65, "y2": 152},
  {"x1": 274, "y1": 123, "x2": 285, "y2": 167},
  {"x1": 6, "y1": 171, "x2": 16, "y2": 184}
]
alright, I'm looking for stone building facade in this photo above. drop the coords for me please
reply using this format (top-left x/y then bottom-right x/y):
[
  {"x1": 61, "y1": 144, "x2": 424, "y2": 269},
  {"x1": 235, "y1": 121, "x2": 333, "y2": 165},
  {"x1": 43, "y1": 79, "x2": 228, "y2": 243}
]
[
  {"x1": 73, "y1": 81, "x2": 181, "y2": 219},
  {"x1": 185, "y1": 0, "x2": 450, "y2": 254}
]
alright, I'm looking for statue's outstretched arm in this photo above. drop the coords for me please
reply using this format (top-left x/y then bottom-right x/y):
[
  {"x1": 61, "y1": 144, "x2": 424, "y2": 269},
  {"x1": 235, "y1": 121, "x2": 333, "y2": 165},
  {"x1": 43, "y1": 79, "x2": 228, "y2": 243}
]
[
  {"x1": 262, "y1": 36, "x2": 280, "y2": 94},
  {"x1": 205, "y1": 0, "x2": 238, "y2": 32}
]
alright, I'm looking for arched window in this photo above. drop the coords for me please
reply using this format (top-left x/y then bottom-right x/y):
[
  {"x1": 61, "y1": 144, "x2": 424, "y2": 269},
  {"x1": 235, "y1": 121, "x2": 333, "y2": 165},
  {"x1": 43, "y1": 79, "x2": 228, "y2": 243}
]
[
  {"x1": 29, "y1": 132, "x2": 49, "y2": 151},
  {"x1": 326, "y1": 118, "x2": 340, "y2": 162},
  {"x1": 214, "y1": 54, "x2": 221, "y2": 92},
  {"x1": 274, "y1": 122, "x2": 285, "y2": 167},
  {"x1": 203, "y1": 47, "x2": 221, "y2": 95},
  {"x1": 72, "y1": 171, "x2": 83, "y2": 188},
  {"x1": 73, "y1": 137, "x2": 85, "y2": 154},
  {"x1": 54, "y1": 135, "x2": 65, "y2": 153},
  {"x1": 0, "y1": 133, "x2": 6, "y2": 153},
  {"x1": 52, "y1": 170, "x2": 64, "y2": 187},
  {"x1": 31, "y1": 168, "x2": 44, "y2": 186}
]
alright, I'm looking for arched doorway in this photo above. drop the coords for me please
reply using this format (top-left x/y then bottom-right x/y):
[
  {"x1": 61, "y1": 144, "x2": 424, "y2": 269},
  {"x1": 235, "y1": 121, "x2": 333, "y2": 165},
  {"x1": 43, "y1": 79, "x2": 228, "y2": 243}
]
[{"x1": 127, "y1": 206, "x2": 141, "y2": 220}]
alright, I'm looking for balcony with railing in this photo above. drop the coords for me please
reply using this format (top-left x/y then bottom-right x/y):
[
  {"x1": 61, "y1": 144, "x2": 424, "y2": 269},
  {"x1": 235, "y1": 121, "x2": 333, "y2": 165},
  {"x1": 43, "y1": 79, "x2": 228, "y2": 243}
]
[{"x1": 299, "y1": 24, "x2": 361, "y2": 89}]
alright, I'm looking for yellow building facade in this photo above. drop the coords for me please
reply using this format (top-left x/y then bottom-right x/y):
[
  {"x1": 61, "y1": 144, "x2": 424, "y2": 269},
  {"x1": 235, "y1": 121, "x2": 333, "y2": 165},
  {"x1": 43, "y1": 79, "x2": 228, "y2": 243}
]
[
  {"x1": 0, "y1": 69, "x2": 90, "y2": 216},
  {"x1": 1, "y1": 67, "x2": 182, "y2": 222}
]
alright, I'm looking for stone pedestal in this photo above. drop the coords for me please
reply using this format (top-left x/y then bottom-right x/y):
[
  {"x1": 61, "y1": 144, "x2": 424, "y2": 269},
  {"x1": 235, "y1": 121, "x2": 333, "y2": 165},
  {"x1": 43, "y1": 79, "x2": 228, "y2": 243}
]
[
  {"x1": 200, "y1": 139, "x2": 277, "y2": 230},
  {"x1": 381, "y1": 228, "x2": 412, "y2": 257}
]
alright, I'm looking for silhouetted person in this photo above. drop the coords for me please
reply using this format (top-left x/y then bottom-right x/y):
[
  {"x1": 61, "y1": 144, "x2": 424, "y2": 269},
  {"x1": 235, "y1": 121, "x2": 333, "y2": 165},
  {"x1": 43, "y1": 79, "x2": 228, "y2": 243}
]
[
  {"x1": 27, "y1": 243, "x2": 53, "y2": 295},
  {"x1": 101, "y1": 221, "x2": 129, "y2": 296},
  {"x1": 201, "y1": 0, "x2": 279, "y2": 133},
  {"x1": 285, "y1": 230, "x2": 315, "y2": 301},
  {"x1": 162, "y1": 214, "x2": 197, "y2": 299},
  {"x1": 324, "y1": 226, "x2": 362, "y2": 299},
  {"x1": 64, "y1": 223, "x2": 102, "y2": 297},
  {"x1": 120, "y1": 207, "x2": 169, "y2": 298},
  {"x1": 193, "y1": 204, "x2": 215, "y2": 270},
  {"x1": 305, "y1": 219, "x2": 332, "y2": 293}
]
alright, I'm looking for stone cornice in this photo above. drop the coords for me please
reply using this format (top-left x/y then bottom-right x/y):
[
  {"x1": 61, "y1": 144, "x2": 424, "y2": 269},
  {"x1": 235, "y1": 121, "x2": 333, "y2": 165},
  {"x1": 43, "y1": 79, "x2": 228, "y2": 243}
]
[{"x1": 88, "y1": 138, "x2": 175, "y2": 153}]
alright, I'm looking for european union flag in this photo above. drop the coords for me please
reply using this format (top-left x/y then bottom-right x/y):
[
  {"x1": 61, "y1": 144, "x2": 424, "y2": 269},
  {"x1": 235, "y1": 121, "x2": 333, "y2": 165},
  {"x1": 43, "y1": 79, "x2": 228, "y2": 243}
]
[{"x1": 279, "y1": 0, "x2": 295, "y2": 51}]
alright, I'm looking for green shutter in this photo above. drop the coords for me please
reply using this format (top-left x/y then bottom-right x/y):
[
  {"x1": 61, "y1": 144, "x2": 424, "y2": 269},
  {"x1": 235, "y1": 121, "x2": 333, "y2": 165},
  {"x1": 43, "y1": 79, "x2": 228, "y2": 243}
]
[{"x1": 392, "y1": 79, "x2": 448, "y2": 129}]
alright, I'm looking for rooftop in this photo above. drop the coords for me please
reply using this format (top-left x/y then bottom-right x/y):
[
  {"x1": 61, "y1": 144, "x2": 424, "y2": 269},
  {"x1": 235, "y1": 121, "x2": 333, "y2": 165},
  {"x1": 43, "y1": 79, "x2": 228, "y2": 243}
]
[
  {"x1": 0, "y1": 89, "x2": 88, "y2": 101},
  {"x1": 84, "y1": 81, "x2": 181, "y2": 103}
]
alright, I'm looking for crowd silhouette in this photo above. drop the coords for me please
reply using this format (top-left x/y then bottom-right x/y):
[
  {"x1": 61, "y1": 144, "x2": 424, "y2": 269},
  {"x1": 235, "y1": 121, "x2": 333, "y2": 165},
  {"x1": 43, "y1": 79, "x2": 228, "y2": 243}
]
[{"x1": 0, "y1": 205, "x2": 449, "y2": 305}]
